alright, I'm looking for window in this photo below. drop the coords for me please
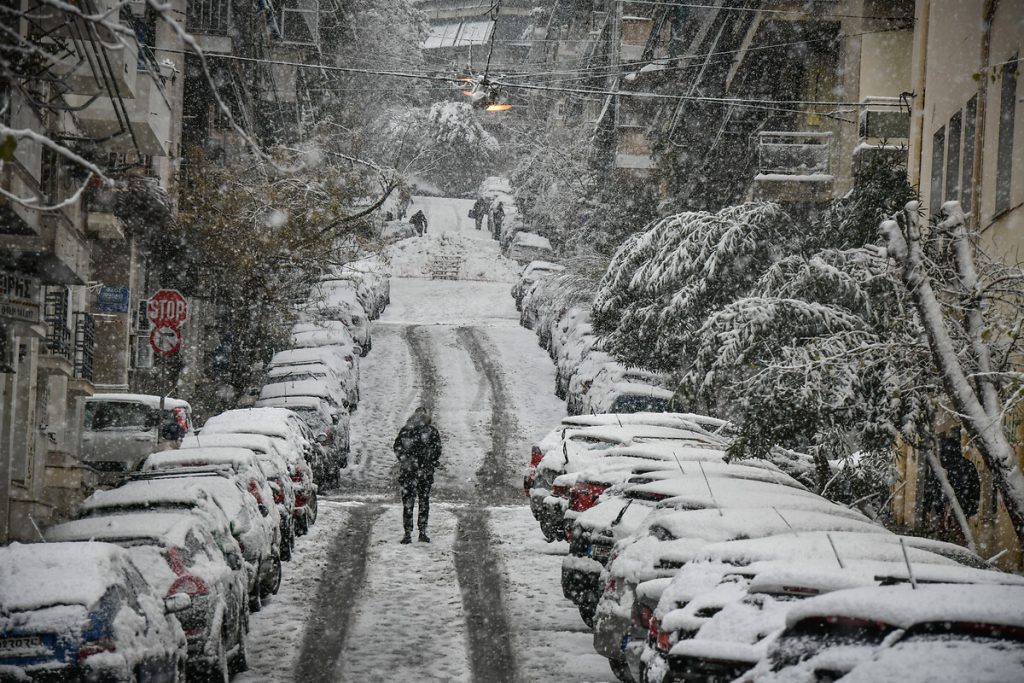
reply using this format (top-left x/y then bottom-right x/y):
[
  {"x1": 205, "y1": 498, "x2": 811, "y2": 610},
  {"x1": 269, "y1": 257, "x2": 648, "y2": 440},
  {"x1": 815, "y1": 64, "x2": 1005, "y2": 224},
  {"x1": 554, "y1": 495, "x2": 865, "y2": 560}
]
[
  {"x1": 930, "y1": 126, "x2": 945, "y2": 217},
  {"x1": 945, "y1": 110, "x2": 962, "y2": 203},
  {"x1": 996, "y1": 57, "x2": 1018, "y2": 214},
  {"x1": 962, "y1": 95, "x2": 978, "y2": 213}
]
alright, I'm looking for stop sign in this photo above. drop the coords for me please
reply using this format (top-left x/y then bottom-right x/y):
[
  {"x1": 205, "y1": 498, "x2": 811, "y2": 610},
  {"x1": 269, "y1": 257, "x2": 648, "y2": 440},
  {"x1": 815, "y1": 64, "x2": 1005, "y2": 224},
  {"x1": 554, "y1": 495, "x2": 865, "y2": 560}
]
[{"x1": 147, "y1": 289, "x2": 188, "y2": 329}]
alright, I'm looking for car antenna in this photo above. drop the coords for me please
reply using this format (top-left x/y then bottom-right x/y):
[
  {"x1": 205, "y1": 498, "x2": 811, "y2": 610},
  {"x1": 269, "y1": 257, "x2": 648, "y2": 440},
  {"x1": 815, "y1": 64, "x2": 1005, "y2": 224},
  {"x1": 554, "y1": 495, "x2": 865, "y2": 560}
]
[
  {"x1": 698, "y1": 461, "x2": 723, "y2": 517},
  {"x1": 562, "y1": 440, "x2": 570, "y2": 466},
  {"x1": 772, "y1": 507, "x2": 793, "y2": 530},
  {"x1": 672, "y1": 452, "x2": 686, "y2": 476},
  {"x1": 899, "y1": 537, "x2": 918, "y2": 589},
  {"x1": 615, "y1": 413, "x2": 623, "y2": 428},
  {"x1": 826, "y1": 533, "x2": 845, "y2": 569}
]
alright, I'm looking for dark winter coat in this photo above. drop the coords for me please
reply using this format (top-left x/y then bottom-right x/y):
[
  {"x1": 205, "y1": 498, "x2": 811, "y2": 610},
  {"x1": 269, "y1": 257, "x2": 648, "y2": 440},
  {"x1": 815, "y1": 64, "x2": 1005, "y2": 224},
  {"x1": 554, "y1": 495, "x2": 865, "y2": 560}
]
[
  {"x1": 473, "y1": 198, "x2": 488, "y2": 215},
  {"x1": 393, "y1": 423, "x2": 442, "y2": 483},
  {"x1": 410, "y1": 210, "x2": 428, "y2": 229}
]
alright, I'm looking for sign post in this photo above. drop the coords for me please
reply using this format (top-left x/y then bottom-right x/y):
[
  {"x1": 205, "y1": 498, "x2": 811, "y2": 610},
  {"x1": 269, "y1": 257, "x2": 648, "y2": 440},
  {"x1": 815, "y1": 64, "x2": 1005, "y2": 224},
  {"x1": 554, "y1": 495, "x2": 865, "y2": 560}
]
[{"x1": 146, "y1": 289, "x2": 188, "y2": 417}]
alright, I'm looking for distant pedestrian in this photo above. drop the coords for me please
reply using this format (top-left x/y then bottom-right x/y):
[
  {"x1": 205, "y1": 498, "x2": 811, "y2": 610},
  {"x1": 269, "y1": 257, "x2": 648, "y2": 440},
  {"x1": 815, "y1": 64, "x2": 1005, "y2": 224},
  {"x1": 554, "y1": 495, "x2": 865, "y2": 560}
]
[
  {"x1": 393, "y1": 407, "x2": 442, "y2": 543},
  {"x1": 472, "y1": 197, "x2": 488, "y2": 230},
  {"x1": 491, "y1": 202, "x2": 505, "y2": 240},
  {"x1": 410, "y1": 210, "x2": 428, "y2": 236}
]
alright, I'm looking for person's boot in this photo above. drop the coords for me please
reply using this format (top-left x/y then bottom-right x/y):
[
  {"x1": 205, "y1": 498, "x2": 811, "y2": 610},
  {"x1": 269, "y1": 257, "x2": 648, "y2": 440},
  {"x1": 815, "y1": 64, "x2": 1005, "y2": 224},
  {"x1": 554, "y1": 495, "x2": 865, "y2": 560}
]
[
  {"x1": 400, "y1": 531, "x2": 412, "y2": 544},
  {"x1": 418, "y1": 530, "x2": 430, "y2": 543}
]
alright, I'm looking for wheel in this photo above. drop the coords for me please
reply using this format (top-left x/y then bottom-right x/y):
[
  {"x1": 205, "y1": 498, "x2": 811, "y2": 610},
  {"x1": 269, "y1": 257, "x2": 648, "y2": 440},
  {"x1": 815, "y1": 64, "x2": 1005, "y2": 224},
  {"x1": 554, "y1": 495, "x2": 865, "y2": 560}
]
[
  {"x1": 280, "y1": 525, "x2": 293, "y2": 561},
  {"x1": 260, "y1": 554, "x2": 282, "y2": 598},
  {"x1": 190, "y1": 633, "x2": 228, "y2": 683},
  {"x1": 610, "y1": 658, "x2": 636, "y2": 683},
  {"x1": 295, "y1": 512, "x2": 309, "y2": 536}
]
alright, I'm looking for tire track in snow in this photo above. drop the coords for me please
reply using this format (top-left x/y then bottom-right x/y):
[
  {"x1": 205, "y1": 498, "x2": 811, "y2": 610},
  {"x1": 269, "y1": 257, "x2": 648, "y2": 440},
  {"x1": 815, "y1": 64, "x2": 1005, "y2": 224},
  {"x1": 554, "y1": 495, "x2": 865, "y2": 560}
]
[
  {"x1": 293, "y1": 503, "x2": 383, "y2": 681},
  {"x1": 453, "y1": 508, "x2": 518, "y2": 683},
  {"x1": 456, "y1": 326, "x2": 520, "y2": 503}
]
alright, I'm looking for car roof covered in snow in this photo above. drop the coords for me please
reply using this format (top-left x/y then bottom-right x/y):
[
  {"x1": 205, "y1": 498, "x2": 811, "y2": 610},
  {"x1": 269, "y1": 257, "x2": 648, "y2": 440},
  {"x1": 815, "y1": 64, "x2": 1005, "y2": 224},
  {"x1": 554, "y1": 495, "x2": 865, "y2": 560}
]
[
  {"x1": 622, "y1": 459, "x2": 804, "y2": 489},
  {"x1": 144, "y1": 446, "x2": 258, "y2": 471},
  {"x1": 269, "y1": 347, "x2": 349, "y2": 372},
  {"x1": 80, "y1": 477, "x2": 222, "y2": 513},
  {"x1": 45, "y1": 511, "x2": 198, "y2": 548},
  {"x1": 838, "y1": 637, "x2": 1024, "y2": 683},
  {"x1": 561, "y1": 412, "x2": 731, "y2": 434},
  {"x1": 607, "y1": 382, "x2": 676, "y2": 399},
  {"x1": 267, "y1": 362, "x2": 338, "y2": 378},
  {"x1": 255, "y1": 395, "x2": 330, "y2": 411},
  {"x1": 259, "y1": 379, "x2": 336, "y2": 401},
  {"x1": 0, "y1": 542, "x2": 134, "y2": 611},
  {"x1": 644, "y1": 506, "x2": 885, "y2": 543},
  {"x1": 623, "y1": 475, "x2": 822, "y2": 504},
  {"x1": 785, "y1": 583, "x2": 1024, "y2": 630},
  {"x1": 181, "y1": 432, "x2": 280, "y2": 455},
  {"x1": 511, "y1": 232, "x2": 553, "y2": 250},
  {"x1": 85, "y1": 393, "x2": 190, "y2": 410},
  {"x1": 202, "y1": 408, "x2": 302, "y2": 435}
]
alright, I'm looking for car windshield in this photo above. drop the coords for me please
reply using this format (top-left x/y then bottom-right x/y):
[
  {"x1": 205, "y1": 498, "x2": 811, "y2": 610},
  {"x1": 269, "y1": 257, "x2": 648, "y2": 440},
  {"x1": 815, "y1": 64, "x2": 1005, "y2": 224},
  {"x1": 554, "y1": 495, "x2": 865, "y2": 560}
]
[
  {"x1": 770, "y1": 617, "x2": 895, "y2": 671},
  {"x1": 609, "y1": 395, "x2": 672, "y2": 414},
  {"x1": 268, "y1": 372, "x2": 325, "y2": 383}
]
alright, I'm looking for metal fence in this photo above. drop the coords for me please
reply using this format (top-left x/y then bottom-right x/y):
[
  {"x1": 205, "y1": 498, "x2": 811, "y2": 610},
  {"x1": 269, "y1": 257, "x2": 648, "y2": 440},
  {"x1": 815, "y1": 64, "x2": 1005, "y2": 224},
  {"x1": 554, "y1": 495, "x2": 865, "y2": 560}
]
[{"x1": 756, "y1": 131, "x2": 833, "y2": 177}]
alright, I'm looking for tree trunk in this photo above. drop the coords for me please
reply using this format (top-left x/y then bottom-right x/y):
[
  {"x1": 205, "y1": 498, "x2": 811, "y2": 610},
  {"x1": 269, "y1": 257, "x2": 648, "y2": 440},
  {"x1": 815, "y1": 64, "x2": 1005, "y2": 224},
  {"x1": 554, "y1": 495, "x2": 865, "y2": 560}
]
[{"x1": 881, "y1": 202, "x2": 1024, "y2": 548}]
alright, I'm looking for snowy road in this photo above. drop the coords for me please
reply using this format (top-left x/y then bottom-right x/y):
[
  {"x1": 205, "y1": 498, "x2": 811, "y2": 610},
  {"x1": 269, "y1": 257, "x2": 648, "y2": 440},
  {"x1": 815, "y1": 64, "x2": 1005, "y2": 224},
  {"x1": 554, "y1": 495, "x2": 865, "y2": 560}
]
[{"x1": 237, "y1": 196, "x2": 612, "y2": 682}]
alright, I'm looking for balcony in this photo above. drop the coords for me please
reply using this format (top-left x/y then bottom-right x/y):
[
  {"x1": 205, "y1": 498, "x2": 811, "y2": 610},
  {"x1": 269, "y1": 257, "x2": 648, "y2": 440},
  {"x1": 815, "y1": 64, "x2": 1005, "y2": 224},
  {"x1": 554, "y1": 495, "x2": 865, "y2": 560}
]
[
  {"x1": 187, "y1": 0, "x2": 234, "y2": 52},
  {"x1": 44, "y1": 288, "x2": 72, "y2": 364},
  {"x1": 74, "y1": 312, "x2": 96, "y2": 382},
  {"x1": 65, "y1": 69, "x2": 172, "y2": 156},
  {"x1": 47, "y1": 37, "x2": 140, "y2": 98},
  {"x1": 751, "y1": 131, "x2": 834, "y2": 203}
]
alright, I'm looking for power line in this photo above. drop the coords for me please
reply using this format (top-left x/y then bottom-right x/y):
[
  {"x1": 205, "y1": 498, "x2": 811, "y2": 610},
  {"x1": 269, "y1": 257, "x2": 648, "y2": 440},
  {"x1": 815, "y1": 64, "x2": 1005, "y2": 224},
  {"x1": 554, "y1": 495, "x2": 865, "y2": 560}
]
[{"x1": 614, "y1": 0, "x2": 915, "y2": 22}]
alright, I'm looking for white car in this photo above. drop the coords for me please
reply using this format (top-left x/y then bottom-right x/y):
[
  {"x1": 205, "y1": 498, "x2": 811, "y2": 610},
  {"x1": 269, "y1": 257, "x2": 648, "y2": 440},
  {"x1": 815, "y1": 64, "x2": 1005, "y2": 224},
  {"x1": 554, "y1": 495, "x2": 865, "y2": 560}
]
[{"x1": 268, "y1": 348, "x2": 359, "y2": 407}]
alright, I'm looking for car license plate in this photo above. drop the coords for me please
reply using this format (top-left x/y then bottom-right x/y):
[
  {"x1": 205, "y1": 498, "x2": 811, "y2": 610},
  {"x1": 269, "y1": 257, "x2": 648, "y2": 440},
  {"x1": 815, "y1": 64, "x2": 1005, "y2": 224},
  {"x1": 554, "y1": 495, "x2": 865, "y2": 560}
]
[
  {"x1": 620, "y1": 634, "x2": 630, "y2": 651},
  {"x1": 592, "y1": 544, "x2": 610, "y2": 561},
  {"x1": 0, "y1": 635, "x2": 47, "y2": 657}
]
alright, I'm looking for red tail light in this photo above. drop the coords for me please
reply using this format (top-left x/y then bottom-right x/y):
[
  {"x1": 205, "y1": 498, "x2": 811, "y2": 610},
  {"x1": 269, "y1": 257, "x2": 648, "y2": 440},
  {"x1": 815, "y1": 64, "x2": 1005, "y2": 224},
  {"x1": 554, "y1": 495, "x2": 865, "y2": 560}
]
[
  {"x1": 291, "y1": 472, "x2": 304, "y2": 484},
  {"x1": 657, "y1": 628, "x2": 671, "y2": 652},
  {"x1": 634, "y1": 604, "x2": 654, "y2": 630},
  {"x1": 247, "y1": 480, "x2": 264, "y2": 505},
  {"x1": 169, "y1": 574, "x2": 209, "y2": 597},
  {"x1": 78, "y1": 638, "x2": 116, "y2": 663},
  {"x1": 648, "y1": 616, "x2": 671, "y2": 653},
  {"x1": 166, "y1": 547, "x2": 187, "y2": 576},
  {"x1": 529, "y1": 446, "x2": 544, "y2": 469},
  {"x1": 605, "y1": 577, "x2": 617, "y2": 594},
  {"x1": 569, "y1": 481, "x2": 607, "y2": 512}
]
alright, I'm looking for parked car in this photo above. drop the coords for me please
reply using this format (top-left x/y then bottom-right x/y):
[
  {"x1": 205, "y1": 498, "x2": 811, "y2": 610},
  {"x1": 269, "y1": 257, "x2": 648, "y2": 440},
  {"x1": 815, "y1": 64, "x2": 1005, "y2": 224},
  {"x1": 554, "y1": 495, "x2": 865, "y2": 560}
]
[
  {"x1": 0, "y1": 541, "x2": 189, "y2": 682},
  {"x1": 304, "y1": 279, "x2": 372, "y2": 352},
  {"x1": 512, "y1": 261, "x2": 564, "y2": 311},
  {"x1": 45, "y1": 512, "x2": 249, "y2": 679},
  {"x1": 179, "y1": 433, "x2": 298, "y2": 560},
  {"x1": 254, "y1": 394, "x2": 349, "y2": 477},
  {"x1": 508, "y1": 231, "x2": 554, "y2": 264},
  {"x1": 142, "y1": 447, "x2": 283, "y2": 600},
  {"x1": 80, "y1": 393, "x2": 193, "y2": 483},
  {"x1": 199, "y1": 408, "x2": 322, "y2": 529},
  {"x1": 268, "y1": 348, "x2": 359, "y2": 409},
  {"x1": 289, "y1": 321, "x2": 358, "y2": 355}
]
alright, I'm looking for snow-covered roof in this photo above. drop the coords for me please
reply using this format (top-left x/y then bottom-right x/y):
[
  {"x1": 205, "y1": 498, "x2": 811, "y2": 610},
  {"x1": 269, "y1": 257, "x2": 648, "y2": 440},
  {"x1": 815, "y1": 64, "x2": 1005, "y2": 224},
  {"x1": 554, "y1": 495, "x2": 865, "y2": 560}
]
[
  {"x1": 181, "y1": 432, "x2": 279, "y2": 456},
  {"x1": 785, "y1": 583, "x2": 1024, "y2": 630},
  {"x1": 269, "y1": 346, "x2": 350, "y2": 373},
  {"x1": 46, "y1": 511, "x2": 197, "y2": 548},
  {"x1": 81, "y1": 477, "x2": 215, "y2": 512},
  {"x1": 0, "y1": 542, "x2": 131, "y2": 611},
  {"x1": 144, "y1": 446, "x2": 258, "y2": 471},
  {"x1": 839, "y1": 638, "x2": 1024, "y2": 683},
  {"x1": 85, "y1": 393, "x2": 190, "y2": 410}
]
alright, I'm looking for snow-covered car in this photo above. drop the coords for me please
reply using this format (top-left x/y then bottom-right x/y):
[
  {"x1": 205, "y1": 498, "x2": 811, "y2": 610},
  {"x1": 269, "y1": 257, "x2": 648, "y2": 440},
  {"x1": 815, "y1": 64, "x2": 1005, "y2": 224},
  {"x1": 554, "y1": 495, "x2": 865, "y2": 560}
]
[
  {"x1": 305, "y1": 279, "x2": 372, "y2": 352},
  {"x1": 643, "y1": 560, "x2": 1024, "y2": 683},
  {"x1": 566, "y1": 350, "x2": 618, "y2": 415},
  {"x1": 126, "y1": 469, "x2": 278, "y2": 609},
  {"x1": 142, "y1": 447, "x2": 283, "y2": 599},
  {"x1": 512, "y1": 260, "x2": 564, "y2": 311},
  {"x1": 746, "y1": 583, "x2": 1024, "y2": 683},
  {"x1": 0, "y1": 542, "x2": 188, "y2": 682},
  {"x1": 268, "y1": 347, "x2": 359, "y2": 408},
  {"x1": 179, "y1": 433, "x2": 298, "y2": 560},
  {"x1": 258, "y1": 378, "x2": 347, "y2": 419},
  {"x1": 290, "y1": 321, "x2": 359, "y2": 356},
  {"x1": 585, "y1": 365, "x2": 676, "y2": 415},
  {"x1": 254, "y1": 394, "x2": 349, "y2": 479},
  {"x1": 508, "y1": 231, "x2": 554, "y2": 264},
  {"x1": 199, "y1": 408, "x2": 323, "y2": 527},
  {"x1": 80, "y1": 393, "x2": 193, "y2": 484},
  {"x1": 45, "y1": 512, "x2": 249, "y2": 679}
]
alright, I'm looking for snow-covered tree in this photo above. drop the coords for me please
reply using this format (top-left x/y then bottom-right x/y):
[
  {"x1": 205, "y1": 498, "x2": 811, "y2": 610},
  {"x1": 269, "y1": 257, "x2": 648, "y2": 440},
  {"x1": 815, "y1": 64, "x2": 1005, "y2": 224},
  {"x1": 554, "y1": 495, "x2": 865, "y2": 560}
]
[{"x1": 882, "y1": 201, "x2": 1024, "y2": 547}]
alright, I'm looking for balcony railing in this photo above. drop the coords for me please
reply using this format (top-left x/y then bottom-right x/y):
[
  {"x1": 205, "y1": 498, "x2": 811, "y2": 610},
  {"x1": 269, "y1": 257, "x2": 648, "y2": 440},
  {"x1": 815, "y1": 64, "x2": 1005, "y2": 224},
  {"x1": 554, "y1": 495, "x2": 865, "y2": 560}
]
[
  {"x1": 755, "y1": 131, "x2": 833, "y2": 178},
  {"x1": 188, "y1": 0, "x2": 232, "y2": 35},
  {"x1": 74, "y1": 312, "x2": 96, "y2": 381},
  {"x1": 44, "y1": 288, "x2": 72, "y2": 362}
]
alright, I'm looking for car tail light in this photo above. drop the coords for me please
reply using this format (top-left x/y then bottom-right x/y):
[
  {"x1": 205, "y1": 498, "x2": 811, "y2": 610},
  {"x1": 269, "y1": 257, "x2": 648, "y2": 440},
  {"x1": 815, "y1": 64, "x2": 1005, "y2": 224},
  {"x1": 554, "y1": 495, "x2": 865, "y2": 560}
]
[
  {"x1": 247, "y1": 480, "x2": 264, "y2": 506},
  {"x1": 551, "y1": 483, "x2": 570, "y2": 498},
  {"x1": 569, "y1": 481, "x2": 607, "y2": 512},
  {"x1": 634, "y1": 604, "x2": 654, "y2": 630},
  {"x1": 291, "y1": 472, "x2": 305, "y2": 484},
  {"x1": 605, "y1": 577, "x2": 617, "y2": 594},
  {"x1": 78, "y1": 638, "x2": 116, "y2": 663},
  {"x1": 166, "y1": 547, "x2": 187, "y2": 575},
  {"x1": 657, "y1": 628, "x2": 671, "y2": 653},
  {"x1": 169, "y1": 575, "x2": 209, "y2": 597},
  {"x1": 528, "y1": 446, "x2": 544, "y2": 469},
  {"x1": 648, "y1": 616, "x2": 671, "y2": 653}
]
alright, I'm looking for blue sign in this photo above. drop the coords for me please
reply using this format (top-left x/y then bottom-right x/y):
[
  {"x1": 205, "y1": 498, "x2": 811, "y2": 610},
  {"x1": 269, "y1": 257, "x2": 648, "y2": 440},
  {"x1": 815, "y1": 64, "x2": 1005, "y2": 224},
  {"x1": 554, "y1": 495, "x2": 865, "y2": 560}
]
[{"x1": 96, "y1": 286, "x2": 130, "y2": 313}]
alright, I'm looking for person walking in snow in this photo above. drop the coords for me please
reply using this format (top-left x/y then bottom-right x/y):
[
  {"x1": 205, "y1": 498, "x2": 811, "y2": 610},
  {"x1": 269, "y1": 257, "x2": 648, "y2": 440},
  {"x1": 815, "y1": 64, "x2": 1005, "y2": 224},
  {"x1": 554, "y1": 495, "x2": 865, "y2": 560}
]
[
  {"x1": 491, "y1": 201, "x2": 505, "y2": 240},
  {"x1": 393, "y1": 407, "x2": 442, "y2": 543},
  {"x1": 472, "y1": 197, "x2": 488, "y2": 230},
  {"x1": 410, "y1": 209, "x2": 428, "y2": 236}
]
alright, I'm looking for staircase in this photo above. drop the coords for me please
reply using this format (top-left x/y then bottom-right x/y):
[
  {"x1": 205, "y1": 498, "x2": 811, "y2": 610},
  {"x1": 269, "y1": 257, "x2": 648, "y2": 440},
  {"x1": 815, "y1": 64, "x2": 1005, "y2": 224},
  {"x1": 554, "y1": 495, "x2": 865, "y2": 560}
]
[{"x1": 429, "y1": 253, "x2": 463, "y2": 280}]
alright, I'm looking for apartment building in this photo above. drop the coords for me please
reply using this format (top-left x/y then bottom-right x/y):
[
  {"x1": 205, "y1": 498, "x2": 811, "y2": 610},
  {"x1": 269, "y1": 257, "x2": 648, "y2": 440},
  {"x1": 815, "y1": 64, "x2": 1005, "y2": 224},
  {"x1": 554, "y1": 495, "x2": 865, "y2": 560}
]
[
  {"x1": 892, "y1": 0, "x2": 1024, "y2": 571},
  {"x1": 0, "y1": 0, "x2": 186, "y2": 542}
]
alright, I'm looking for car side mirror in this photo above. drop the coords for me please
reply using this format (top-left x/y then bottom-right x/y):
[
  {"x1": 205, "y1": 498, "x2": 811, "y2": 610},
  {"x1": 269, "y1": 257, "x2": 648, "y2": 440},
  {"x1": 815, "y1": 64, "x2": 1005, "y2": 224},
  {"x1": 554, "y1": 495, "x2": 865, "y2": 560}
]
[
  {"x1": 353, "y1": 345, "x2": 363, "y2": 356},
  {"x1": 258, "y1": 503, "x2": 270, "y2": 517},
  {"x1": 164, "y1": 593, "x2": 191, "y2": 614},
  {"x1": 316, "y1": 433, "x2": 328, "y2": 445}
]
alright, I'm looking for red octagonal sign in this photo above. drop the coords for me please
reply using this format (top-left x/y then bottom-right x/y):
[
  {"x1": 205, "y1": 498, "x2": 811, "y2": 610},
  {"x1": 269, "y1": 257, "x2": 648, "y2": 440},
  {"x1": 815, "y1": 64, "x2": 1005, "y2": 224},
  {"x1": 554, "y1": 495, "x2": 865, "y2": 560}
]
[{"x1": 147, "y1": 289, "x2": 188, "y2": 329}]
